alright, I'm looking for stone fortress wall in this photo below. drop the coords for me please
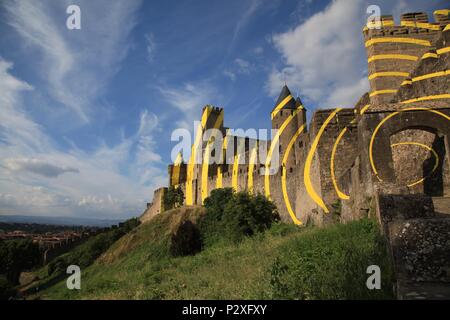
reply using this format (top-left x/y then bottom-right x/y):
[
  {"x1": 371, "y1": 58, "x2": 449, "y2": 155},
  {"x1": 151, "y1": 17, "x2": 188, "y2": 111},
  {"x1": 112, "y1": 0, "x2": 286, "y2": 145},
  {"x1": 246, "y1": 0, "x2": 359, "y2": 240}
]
[{"x1": 142, "y1": 10, "x2": 450, "y2": 227}]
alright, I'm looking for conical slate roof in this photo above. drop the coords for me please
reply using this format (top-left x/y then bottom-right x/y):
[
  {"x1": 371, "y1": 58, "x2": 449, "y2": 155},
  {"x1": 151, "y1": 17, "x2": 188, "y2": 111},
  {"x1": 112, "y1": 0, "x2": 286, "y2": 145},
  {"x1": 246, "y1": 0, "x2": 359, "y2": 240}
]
[
  {"x1": 271, "y1": 85, "x2": 300, "y2": 119},
  {"x1": 295, "y1": 96, "x2": 305, "y2": 109}
]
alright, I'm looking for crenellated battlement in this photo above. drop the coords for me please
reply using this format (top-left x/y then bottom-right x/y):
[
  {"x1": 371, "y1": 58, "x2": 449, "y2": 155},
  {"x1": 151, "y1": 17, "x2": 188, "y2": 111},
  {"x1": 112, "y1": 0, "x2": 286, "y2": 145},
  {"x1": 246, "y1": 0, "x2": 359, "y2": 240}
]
[
  {"x1": 363, "y1": 9, "x2": 449, "y2": 105},
  {"x1": 141, "y1": 9, "x2": 450, "y2": 231},
  {"x1": 363, "y1": 10, "x2": 449, "y2": 35}
]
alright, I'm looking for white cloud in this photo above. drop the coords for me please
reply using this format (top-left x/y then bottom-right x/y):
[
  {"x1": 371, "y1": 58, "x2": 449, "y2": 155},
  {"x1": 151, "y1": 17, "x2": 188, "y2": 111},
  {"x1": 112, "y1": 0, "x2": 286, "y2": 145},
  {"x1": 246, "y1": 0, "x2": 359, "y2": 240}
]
[
  {"x1": 223, "y1": 70, "x2": 237, "y2": 81},
  {"x1": 253, "y1": 47, "x2": 264, "y2": 54},
  {"x1": 0, "y1": 57, "x2": 165, "y2": 218},
  {"x1": 3, "y1": 158, "x2": 80, "y2": 178},
  {"x1": 145, "y1": 33, "x2": 156, "y2": 62},
  {"x1": 267, "y1": 0, "x2": 439, "y2": 108},
  {"x1": 267, "y1": 0, "x2": 369, "y2": 108},
  {"x1": 4, "y1": 0, "x2": 142, "y2": 123},
  {"x1": 235, "y1": 58, "x2": 251, "y2": 74},
  {"x1": 223, "y1": 58, "x2": 253, "y2": 82},
  {"x1": 156, "y1": 82, "x2": 218, "y2": 129}
]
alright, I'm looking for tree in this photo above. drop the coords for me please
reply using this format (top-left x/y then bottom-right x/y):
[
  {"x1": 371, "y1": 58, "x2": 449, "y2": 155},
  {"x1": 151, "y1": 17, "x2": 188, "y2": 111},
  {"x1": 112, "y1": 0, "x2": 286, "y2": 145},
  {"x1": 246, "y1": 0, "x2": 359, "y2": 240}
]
[
  {"x1": 199, "y1": 189, "x2": 280, "y2": 246},
  {"x1": 222, "y1": 192, "x2": 280, "y2": 243},
  {"x1": 0, "y1": 239, "x2": 41, "y2": 284},
  {"x1": 164, "y1": 186, "x2": 184, "y2": 210}
]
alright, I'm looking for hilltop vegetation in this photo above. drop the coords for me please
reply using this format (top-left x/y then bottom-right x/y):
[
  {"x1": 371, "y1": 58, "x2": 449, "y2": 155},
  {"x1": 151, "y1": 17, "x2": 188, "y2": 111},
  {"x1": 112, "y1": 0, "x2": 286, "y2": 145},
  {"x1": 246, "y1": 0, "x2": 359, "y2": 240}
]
[{"x1": 33, "y1": 191, "x2": 394, "y2": 299}]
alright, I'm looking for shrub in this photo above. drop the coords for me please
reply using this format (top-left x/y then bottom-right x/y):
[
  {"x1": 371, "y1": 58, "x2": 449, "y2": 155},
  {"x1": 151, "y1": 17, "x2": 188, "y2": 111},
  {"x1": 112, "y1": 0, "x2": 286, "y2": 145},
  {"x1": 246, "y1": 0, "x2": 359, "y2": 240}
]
[
  {"x1": 170, "y1": 220, "x2": 202, "y2": 257},
  {"x1": 268, "y1": 218, "x2": 394, "y2": 299},
  {"x1": 199, "y1": 189, "x2": 280, "y2": 246},
  {"x1": 0, "y1": 239, "x2": 41, "y2": 284},
  {"x1": 198, "y1": 188, "x2": 234, "y2": 246},
  {"x1": 222, "y1": 193, "x2": 279, "y2": 243},
  {"x1": 164, "y1": 186, "x2": 184, "y2": 210},
  {"x1": 0, "y1": 275, "x2": 16, "y2": 300}
]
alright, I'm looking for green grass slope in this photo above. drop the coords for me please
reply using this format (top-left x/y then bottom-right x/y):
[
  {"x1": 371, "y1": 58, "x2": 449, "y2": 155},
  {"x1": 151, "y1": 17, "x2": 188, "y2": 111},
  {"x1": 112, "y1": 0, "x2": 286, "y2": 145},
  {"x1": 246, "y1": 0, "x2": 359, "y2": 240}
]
[{"x1": 35, "y1": 208, "x2": 394, "y2": 300}]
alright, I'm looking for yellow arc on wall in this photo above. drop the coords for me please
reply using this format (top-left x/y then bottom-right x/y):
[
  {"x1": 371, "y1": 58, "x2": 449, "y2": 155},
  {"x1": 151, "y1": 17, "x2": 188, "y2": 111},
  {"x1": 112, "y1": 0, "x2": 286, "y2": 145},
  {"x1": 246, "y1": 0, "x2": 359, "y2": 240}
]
[
  {"x1": 271, "y1": 95, "x2": 293, "y2": 120},
  {"x1": 186, "y1": 107, "x2": 211, "y2": 205},
  {"x1": 330, "y1": 126, "x2": 351, "y2": 200},
  {"x1": 265, "y1": 108, "x2": 301, "y2": 200},
  {"x1": 216, "y1": 130, "x2": 229, "y2": 189},
  {"x1": 171, "y1": 152, "x2": 183, "y2": 187},
  {"x1": 391, "y1": 142, "x2": 440, "y2": 187},
  {"x1": 368, "y1": 71, "x2": 409, "y2": 80},
  {"x1": 281, "y1": 124, "x2": 305, "y2": 225},
  {"x1": 201, "y1": 110, "x2": 224, "y2": 203},
  {"x1": 367, "y1": 54, "x2": 418, "y2": 63},
  {"x1": 247, "y1": 145, "x2": 258, "y2": 194},
  {"x1": 369, "y1": 107, "x2": 450, "y2": 181},
  {"x1": 304, "y1": 108, "x2": 342, "y2": 214},
  {"x1": 400, "y1": 94, "x2": 450, "y2": 104},
  {"x1": 365, "y1": 37, "x2": 431, "y2": 48},
  {"x1": 232, "y1": 153, "x2": 240, "y2": 192}
]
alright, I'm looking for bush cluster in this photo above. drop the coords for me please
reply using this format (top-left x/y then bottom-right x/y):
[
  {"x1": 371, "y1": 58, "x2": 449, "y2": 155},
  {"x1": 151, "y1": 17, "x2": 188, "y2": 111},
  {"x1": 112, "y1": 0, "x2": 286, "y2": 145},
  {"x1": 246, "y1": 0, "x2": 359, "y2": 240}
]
[
  {"x1": 198, "y1": 188, "x2": 280, "y2": 246},
  {"x1": 164, "y1": 186, "x2": 184, "y2": 210},
  {"x1": 0, "y1": 239, "x2": 41, "y2": 285},
  {"x1": 268, "y1": 218, "x2": 394, "y2": 299}
]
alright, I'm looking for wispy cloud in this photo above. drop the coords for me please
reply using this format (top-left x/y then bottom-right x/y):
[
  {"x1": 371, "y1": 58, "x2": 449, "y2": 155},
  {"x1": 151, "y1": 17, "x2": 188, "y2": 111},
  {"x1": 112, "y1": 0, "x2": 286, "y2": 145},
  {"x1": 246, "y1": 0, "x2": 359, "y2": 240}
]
[
  {"x1": 266, "y1": 0, "x2": 440, "y2": 108},
  {"x1": 156, "y1": 82, "x2": 218, "y2": 130},
  {"x1": 145, "y1": 32, "x2": 156, "y2": 62},
  {"x1": 4, "y1": 0, "x2": 142, "y2": 123},
  {"x1": 0, "y1": 57, "x2": 165, "y2": 218},
  {"x1": 3, "y1": 158, "x2": 79, "y2": 178}
]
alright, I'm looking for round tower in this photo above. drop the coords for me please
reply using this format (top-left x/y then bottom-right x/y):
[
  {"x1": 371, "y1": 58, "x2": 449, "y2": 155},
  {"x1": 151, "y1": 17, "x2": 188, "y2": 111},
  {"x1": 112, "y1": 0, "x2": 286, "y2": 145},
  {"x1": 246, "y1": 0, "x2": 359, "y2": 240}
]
[{"x1": 271, "y1": 85, "x2": 306, "y2": 170}]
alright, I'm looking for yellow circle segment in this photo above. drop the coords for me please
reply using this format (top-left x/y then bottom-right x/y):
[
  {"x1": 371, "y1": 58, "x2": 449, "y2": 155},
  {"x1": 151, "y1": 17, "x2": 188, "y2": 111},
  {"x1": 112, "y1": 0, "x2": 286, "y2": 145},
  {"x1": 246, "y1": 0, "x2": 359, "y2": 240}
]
[
  {"x1": 390, "y1": 142, "x2": 440, "y2": 187},
  {"x1": 281, "y1": 124, "x2": 306, "y2": 225},
  {"x1": 369, "y1": 107, "x2": 450, "y2": 182}
]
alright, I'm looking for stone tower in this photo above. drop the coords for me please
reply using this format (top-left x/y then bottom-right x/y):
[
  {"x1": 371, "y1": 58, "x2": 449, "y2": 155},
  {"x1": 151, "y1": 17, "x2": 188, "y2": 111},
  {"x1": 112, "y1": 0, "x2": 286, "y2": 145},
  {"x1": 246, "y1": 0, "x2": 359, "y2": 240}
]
[
  {"x1": 363, "y1": 11, "x2": 448, "y2": 105},
  {"x1": 271, "y1": 85, "x2": 306, "y2": 171}
]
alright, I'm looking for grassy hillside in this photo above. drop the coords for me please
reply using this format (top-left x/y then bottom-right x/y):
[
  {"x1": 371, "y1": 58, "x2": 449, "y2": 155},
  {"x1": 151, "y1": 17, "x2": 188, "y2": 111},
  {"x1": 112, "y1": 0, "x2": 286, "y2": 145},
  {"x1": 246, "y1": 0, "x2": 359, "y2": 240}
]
[{"x1": 34, "y1": 207, "x2": 394, "y2": 300}]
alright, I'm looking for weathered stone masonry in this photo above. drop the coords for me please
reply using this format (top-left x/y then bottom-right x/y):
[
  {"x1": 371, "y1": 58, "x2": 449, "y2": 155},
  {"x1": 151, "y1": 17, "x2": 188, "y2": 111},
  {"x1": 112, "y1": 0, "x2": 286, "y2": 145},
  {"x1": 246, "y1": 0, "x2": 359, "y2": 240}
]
[{"x1": 142, "y1": 10, "x2": 450, "y2": 227}]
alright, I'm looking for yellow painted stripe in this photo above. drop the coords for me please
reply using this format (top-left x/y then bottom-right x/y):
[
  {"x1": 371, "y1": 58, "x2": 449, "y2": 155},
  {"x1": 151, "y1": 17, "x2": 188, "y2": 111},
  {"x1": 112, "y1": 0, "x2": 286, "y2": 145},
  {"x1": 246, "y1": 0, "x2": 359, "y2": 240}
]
[
  {"x1": 437, "y1": 47, "x2": 450, "y2": 55},
  {"x1": 281, "y1": 124, "x2": 305, "y2": 225},
  {"x1": 401, "y1": 80, "x2": 412, "y2": 86},
  {"x1": 171, "y1": 152, "x2": 183, "y2": 186},
  {"x1": 365, "y1": 37, "x2": 431, "y2": 47},
  {"x1": 216, "y1": 166, "x2": 222, "y2": 188},
  {"x1": 360, "y1": 104, "x2": 370, "y2": 115},
  {"x1": 401, "y1": 94, "x2": 450, "y2": 104},
  {"x1": 445, "y1": 24, "x2": 450, "y2": 31},
  {"x1": 369, "y1": 107, "x2": 450, "y2": 181},
  {"x1": 232, "y1": 153, "x2": 240, "y2": 191},
  {"x1": 201, "y1": 143, "x2": 212, "y2": 202},
  {"x1": 400, "y1": 21, "x2": 441, "y2": 31},
  {"x1": 391, "y1": 142, "x2": 439, "y2": 187},
  {"x1": 271, "y1": 95, "x2": 293, "y2": 120},
  {"x1": 368, "y1": 54, "x2": 418, "y2": 63},
  {"x1": 412, "y1": 70, "x2": 449, "y2": 82},
  {"x1": 247, "y1": 145, "x2": 258, "y2": 194},
  {"x1": 422, "y1": 52, "x2": 438, "y2": 59},
  {"x1": 304, "y1": 108, "x2": 342, "y2": 213},
  {"x1": 265, "y1": 107, "x2": 301, "y2": 199},
  {"x1": 368, "y1": 71, "x2": 409, "y2": 80},
  {"x1": 330, "y1": 127, "x2": 350, "y2": 200},
  {"x1": 369, "y1": 89, "x2": 397, "y2": 97},
  {"x1": 434, "y1": 9, "x2": 450, "y2": 16},
  {"x1": 186, "y1": 107, "x2": 211, "y2": 205},
  {"x1": 216, "y1": 129, "x2": 229, "y2": 189},
  {"x1": 201, "y1": 110, "x2": 224, "y2": 203},
  {"x1": 366, "y1": 20, "x2": 395, "y2": 29}
]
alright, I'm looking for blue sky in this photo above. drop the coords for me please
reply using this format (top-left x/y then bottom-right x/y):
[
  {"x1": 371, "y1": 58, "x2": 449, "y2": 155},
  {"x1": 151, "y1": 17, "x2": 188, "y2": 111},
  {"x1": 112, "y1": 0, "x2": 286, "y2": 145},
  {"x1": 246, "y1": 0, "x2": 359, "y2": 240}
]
[{"x1": 0, "y1": 0, "x2": 446, "y2": 219}]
